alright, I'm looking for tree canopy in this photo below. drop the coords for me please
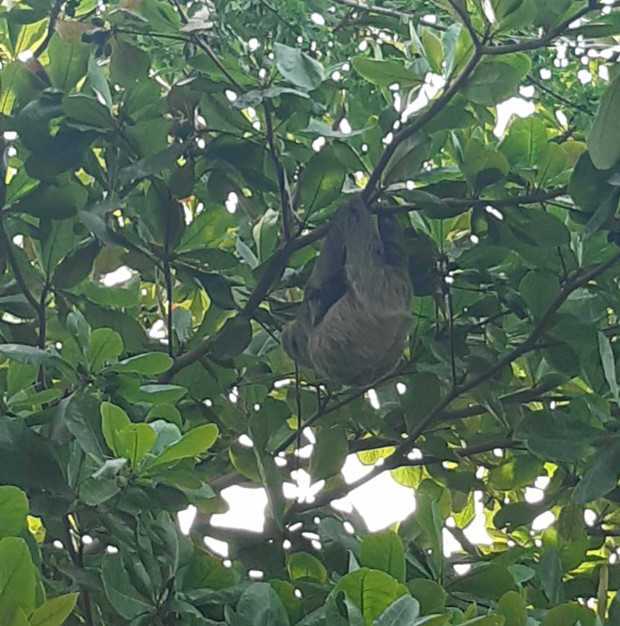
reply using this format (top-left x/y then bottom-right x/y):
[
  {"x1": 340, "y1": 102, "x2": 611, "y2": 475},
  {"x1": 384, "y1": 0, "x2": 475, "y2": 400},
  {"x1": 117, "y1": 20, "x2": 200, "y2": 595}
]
[{"x1": 3, "y1": 0, "x2": 620, "y2": 624}]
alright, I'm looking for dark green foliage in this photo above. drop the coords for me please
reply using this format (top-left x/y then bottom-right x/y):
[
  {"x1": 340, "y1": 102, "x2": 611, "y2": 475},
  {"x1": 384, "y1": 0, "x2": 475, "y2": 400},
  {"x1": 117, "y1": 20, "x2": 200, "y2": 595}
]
[{"x1": 2, "y1": 0, "x2": 620, "y2": 624}]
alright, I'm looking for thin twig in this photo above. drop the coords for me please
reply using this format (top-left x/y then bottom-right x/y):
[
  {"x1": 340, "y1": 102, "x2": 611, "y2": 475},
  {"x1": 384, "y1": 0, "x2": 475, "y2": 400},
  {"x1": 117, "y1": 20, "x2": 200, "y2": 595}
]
[
  {"x1": 331, "y1": 0, "x2": 446, "y2": 30},
  {"x1": 526, "y1": 74, "x2": 594, "y2": 116},
  {"x1": 163, "y1": 259, "x2": 175, "y2": 358},
  {"x1": 480, "y1": 2, "x2": 604, "y2": 55},
  {"x1": 264, "y1": 100, "x2": 294, "y2": 240}
]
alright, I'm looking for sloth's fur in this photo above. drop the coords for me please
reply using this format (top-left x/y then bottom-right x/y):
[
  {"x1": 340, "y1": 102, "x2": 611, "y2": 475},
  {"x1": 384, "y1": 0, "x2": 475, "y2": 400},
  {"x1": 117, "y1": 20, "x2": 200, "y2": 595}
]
[{"x1": 282, "y1": 196, "x2": 412, "y2": 386}]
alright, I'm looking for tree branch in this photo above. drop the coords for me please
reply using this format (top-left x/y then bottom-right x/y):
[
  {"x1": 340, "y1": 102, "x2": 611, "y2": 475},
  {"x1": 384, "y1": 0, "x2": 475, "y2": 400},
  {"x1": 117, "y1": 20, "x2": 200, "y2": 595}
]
[
  {"x1": 293, "y1": 438, "x2": 522, "y2": 515},
  {"x1": 363, "y1": 48, "x2": 483, "y2": 199},
  {"x1": 330, "y1": 0, "x2": 444, "y2": 29},
  {"x1": 447, "y1": 0, "x2": 480, "y2": 49},
  {"x1": 480, "y1": 2, "x2": 603, "y2": 55}
]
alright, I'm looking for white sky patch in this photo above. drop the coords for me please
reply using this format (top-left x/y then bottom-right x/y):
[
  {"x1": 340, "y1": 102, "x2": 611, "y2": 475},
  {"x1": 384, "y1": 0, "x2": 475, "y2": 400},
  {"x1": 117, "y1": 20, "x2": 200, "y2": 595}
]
[
  {"x1": 332, "y1": 456, "x2": 416, "y2": 531},
  {"x1": 366, "y1": 389, "x2": 380, "y2": 410},
  {"x1": 204, "y1": 536, "x2": 229, "y2": 557},
  {"x1": 211, "y1": 486, "x2": 268, "y2": 532},
  {"x1": 312, "y1": 136, "x2": 326, "y2": 152},
  {"x1": 225, "y1": 191, "x2": 238, "y2": 214},
  {"x1": 178, "y1": 505, "x2": 197, "y2": 534},
  {"x1": 495, "y1": 97, "x2": 535, "y2": 138},
  {"x1": 100, "y1": 265, "x2": 133, "y2": 287},
  {"x1": 284, "y1": 469, "x2": 325, "y2": 503},
  {"x1": 525, "y1": 487, "x2": 544, "y2": 503},
  {"x1": 485, "y1": 205, "x2": 505, "y2": 221},
  {"x1": 148, "y1": 319, "x2": 167, "y2": 341},
  {"x1": 338, "y1": 118, "x2": 352, "y2": 134},
  {"x1": 401, "y1": 74, "x2": 445, "y2": 122},
  {"x1": 532, "y1": 511, "x2": 556, "y2": 531},
  {"x1": 464, "y1": 492, "x2": 493, "y2": 546},
  {"x1": 310, "y1": 12, "x2": 325, "y2": 26},
  {"x1": 578, "y1": 69, "x2": 592, "y2": 84}
]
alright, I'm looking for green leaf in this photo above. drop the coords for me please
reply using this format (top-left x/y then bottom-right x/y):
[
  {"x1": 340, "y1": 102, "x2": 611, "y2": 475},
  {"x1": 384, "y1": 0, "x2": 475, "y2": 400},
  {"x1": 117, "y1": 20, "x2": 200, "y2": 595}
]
[
  {"x1": 61, "y1": 392, "x2": 106, "y2": 459},
  {"x1": 253, "y1": 208, "x2": 279, "y2": 263},
  {"x1": 487, "y1": 455, "x2": 542, "y2": 491},
  {"x1": 138, "y1": 384, "x2": 188, "y2": 404},
  {"x1": 0, "y1": 538, "x2": 36, "y2": 621},
  {"x1": 334, "y1": 568, "x2": 408, "y2": 626},
  {"x1": 539, "y1": 548, "x2": 562, "y2": 605},
  {"x1": 146, "y1": 424, "x2": 219, "y2": 470},
  {"x1": 47, "y1": 33, "x2": 89, "y2": 91},
  {"x1": 87, "y1": 328, "x2": 123, "y2": 371},
  {"x1": 574, "y1": 438, "x2": 620, "y2": 503},
  {"x1": 287, "y1": 552, "x2": 328, "y2": 584},
  {"x1": 599, "y1": 332, "x2": 620, "y2": 405},
  {"x1": 309, "y1": 426, "x2": 348, "y2": 481},
  {"x1": 447, "y1": 564, "x2": 517, "y2": 601},
  {"x1": 273, "y1": 43, "x2": 325, "y2": 91},
  {"x1": 351, "y1": 57, "x2": 424, "y2": 88},
  {"x1": 63, "y1": 94, "x2": 115, "y2": 130},
  {"x1": 407, "y1": 579, "x2": 446, "y2": 615},
  {"x1": 101, "y1": 554, "x2": 153, "y2": 620},
  {"x1": 118, "y1": 423, "x2": 157, "y2": 468},
  {"x1": 463, "y1": 54, "x2": 531, "y2": 105},
  {"x1": 100, "y1": 401, "x2": 131, "y2": 456},
  {"x1": 584, "y1": 187, "x2": 620, "y2": 238},
  {"x1": 402, "y1": 373, "x2": 441, "y2": 433},
  {"x1": 499, "y1": 116, "x2": 548, "y2": 169},
  {"x1": 298, "y1": 145, "x2": 346, "y2": 214},
  {"x1": 30, "y1": 593, "x2": 80, "y2": 626},
  {"x1": 493, "y1": 0, "x2": 537, "y2": 31},
  {"x1": 233, "y1": 582, "x2": 290, "y2": 626},
  {"x1": 519, "y1": 271, "x2": 560, "y2": 321},
  {"x1": 111, "y1": 40, "x2": 150, "y2": 86},
  {"x1": 196, "y1": 272, "x2": 237, "y2": 310},
  {"x1": 373, "y1": 595, "x2": 419, "y2": 626},
  {"x1": 360, "y1": 531, "x2": 406, "y2": 583},
  {"x1": 588, "y1": 74, "x2": 620, "y2": 170},
  {"x1": 106, "y1": 352, "x2": 174, "y2": 376},
  {"x1": 11, "y1": 183, "x2": 88, "y2": 219},
  {"x1": 497, "y1": 591, "x2": 527, "y2": 626},
  {"x1": 0, "y1": 344, "x2": 52, "y2": 366},
  {"x1": 210, "y1": 315, "x2": 253, "y2": 359},
  {"x1": 542, "y1": 602, "x2": 596, "y2": 626},
  {"x1": 0, "y1": 487, "x2": 28, "y2": 538},
  {"x1": 53, "y1": 238, "x2": 100, "y2": 289}
]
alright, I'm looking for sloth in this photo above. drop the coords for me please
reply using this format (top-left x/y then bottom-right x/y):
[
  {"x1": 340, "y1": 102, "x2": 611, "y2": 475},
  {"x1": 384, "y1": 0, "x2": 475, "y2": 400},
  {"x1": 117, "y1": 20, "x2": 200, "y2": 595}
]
[{"x1": 281, "y1": 195, "x2": 413, "y2": 387}]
